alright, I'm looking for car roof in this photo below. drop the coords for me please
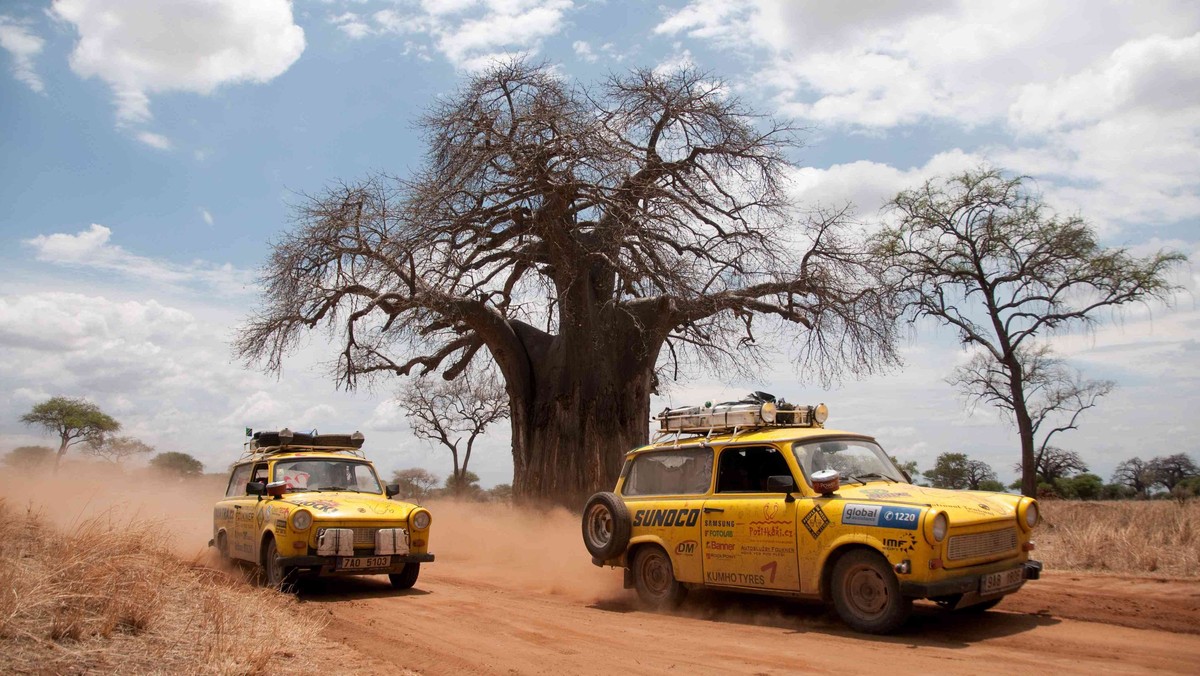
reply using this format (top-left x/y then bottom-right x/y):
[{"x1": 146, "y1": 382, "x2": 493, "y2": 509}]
[{"x1": 631, "y1": 426, "x2": 876, "y2": 455}]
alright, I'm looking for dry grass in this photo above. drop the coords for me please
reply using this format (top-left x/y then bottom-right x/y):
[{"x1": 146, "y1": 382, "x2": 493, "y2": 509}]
[
  {"x1": 0, "y1": 498, "x2": 328, "y2": 675},
  {"x1": 1037, "y1": 499, "x2": 1200, "y2": 577}
]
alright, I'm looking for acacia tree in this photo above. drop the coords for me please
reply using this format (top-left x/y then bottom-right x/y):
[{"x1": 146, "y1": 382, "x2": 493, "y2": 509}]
[
  {"x1": 21, "y1": 396, "x2": 120, "y2": 473},
  {"x1": 1011, "y1": 445, "x2": 1088, "y2": 485},
  {"x1": 84, "y1": 435, "x2": 154, "y2": 465},
  {"x1": 391, "y1": 468, "x2": 440, "y2": 501},
  {"x1": 1148, "y1": 454, "x2": 1198, "y2": 492},
  {"x1": 399, "y1": 365, "x2": 509, "y2": 494},
  {"x1": 237, "y1": 61, "x2": 898, "y2": 503},
  {"x1": 874, "y1": 168, "x2": 1183, "y2": 497},
  {"x1": 149, "y1": 452, "x2": 204, "y2": 479},
  {"x1": 923, "y1": 452, "x2": 996, "y2": 490}
]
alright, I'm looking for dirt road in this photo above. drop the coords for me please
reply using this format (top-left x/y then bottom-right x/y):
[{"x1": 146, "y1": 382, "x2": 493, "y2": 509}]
[{"x1": 295, "y1": 502, "x2": 1200, "y2": 675}]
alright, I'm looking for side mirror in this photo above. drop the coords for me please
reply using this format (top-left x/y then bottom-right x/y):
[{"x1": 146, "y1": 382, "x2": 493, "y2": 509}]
[
  {"x1": 386, "y1": 483, "x2": 400, "y2": 498},
  {"x1": 246, "y1": 481, "x2": 266, "y2": 496},
  {"x1": 766, "y1": 474, "x2": 795, "y2": 493}
]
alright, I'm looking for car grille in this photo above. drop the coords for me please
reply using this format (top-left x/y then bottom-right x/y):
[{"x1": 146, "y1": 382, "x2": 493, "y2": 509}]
[
  {"x1": 947, "y1": 527, "x2": 1017, "y2": 561},
  {"x1": 351, "y1": 527, "x2": 380, "y2": 546}
]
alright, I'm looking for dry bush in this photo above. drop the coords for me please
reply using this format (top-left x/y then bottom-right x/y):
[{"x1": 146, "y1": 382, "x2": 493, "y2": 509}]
[
  {"x1": 1037, "y1": 499, "x2": 1200, "y2": 577},
  {"x1": 0, "y1": 498, "x2": 328, "y2": 675}
]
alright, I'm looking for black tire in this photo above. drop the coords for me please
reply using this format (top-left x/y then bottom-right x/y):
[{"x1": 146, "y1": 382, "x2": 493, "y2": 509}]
[
  {"x1": 389, "y1": 563, "x2": 421, "y2": 590},
  {"x1": 631, "y1": 546, "x2": 687, "y2": 610},
  {"x1": 262, "y1": 538, "x2": 295, "y2": 592},
  {"x1": 581, "y1": 492, "x2": 631, "y2": 560},
  {"x1": 830, "y1": 549, "x2": 912, "y2": 634}
]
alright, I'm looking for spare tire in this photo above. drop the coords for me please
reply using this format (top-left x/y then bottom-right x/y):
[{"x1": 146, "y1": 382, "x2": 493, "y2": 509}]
[{"x1": 582, "y1": 492, "x2": 631, "y2": 560}]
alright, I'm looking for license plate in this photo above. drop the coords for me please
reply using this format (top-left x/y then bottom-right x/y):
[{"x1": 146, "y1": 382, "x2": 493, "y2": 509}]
[
  {"x1": 980, "y1": 567, "x2": 1023, "y2": 594},
  {"x1": 336, "y1": 555, "x2": 391, "y2": 571}
]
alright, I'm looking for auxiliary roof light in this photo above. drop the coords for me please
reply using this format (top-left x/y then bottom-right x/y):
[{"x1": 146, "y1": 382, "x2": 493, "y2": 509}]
[
  {"x1": 813, "y1": 403, "x2": 829, "y2": 424},
  {"x1": 759, "y1": 402, "x2": 778, "y2": 424}
]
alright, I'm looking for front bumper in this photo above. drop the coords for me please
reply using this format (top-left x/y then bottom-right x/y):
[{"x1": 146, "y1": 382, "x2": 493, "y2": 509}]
[
  {"x1": 280, "y1": 552, "x2": 435, "y2": 576},
  {"x1": 900, "y1": 559, "x2": 1042, "y2": 599}
]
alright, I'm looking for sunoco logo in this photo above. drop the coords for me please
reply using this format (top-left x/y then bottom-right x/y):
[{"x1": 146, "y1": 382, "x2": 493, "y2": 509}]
[{"x1": 675, "y1": 540, "x2": 697, "y2": 555}]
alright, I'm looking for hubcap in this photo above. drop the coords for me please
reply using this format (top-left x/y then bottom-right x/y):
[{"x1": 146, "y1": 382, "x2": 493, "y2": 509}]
[
  {"x1": 587, "y1": 504, "x2": 613, "y2": 547},
  {"x1": 845, "y1": 564, "x2": 888, "y2": 617},
  {"x1": 640, "y1": 553, "x2": 671, "y2": 597}
]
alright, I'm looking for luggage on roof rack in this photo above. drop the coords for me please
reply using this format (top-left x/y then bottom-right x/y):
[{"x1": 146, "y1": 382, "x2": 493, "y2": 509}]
[
  {"x1": 655, "y1": 395, "x2": 828, "y2": 434},
  {"x1": 249, "y1": 429, "x2": 365, "y2": 451}
]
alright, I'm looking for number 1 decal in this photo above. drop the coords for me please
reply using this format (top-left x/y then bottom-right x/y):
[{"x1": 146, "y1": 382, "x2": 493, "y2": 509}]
[{"x1": 761, "y1": 560, "x2": 778, "y2": 583}]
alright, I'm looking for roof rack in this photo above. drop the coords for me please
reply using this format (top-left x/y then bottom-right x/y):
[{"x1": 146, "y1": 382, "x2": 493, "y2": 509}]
[
  {"x1": 653, "y1": 393, "x2": 828, "y2": 438},
  {"x1": 237, "y1": 429, "x2": 368, "y2": 462}
]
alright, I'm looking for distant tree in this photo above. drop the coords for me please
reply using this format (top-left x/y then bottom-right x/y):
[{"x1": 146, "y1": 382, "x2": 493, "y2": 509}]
[
  {"x1": 873, "y1": 168, "x2": 1183, "y2": 497},
  {"x1": 1148, "y1": 454, "x2": 1198, "y2": 492},
  {"x1": 149, "y1": 452, "x2": 204, "y2": 479},
  {"x1": 1016, "y1": 446, "x2": 1089, "y2": 485},
  {"x1": 444, "y1": 470, "x2": 482, "y2": 498},
  {"x1": 391, "y1": 467, "x2": 440, "y2": 501},
  {"x1": 923, "y1": 452, "x2": 997, "y2": 490},
  {"x1": 20, "y1": 396, "x2": 121, "y2": 472},
  {"x1": 84, "y1": 435, "x2": 154, "y2": 465},
  {"x1": 1172, "y1": 476, "x2": 1200, "y2": 503},
  {"x1": 889, "y1": 455, "x2": 920, "y2": 483},
  {"x1": 3, "y1": 445, "x2": 54, "y2": 471},
  {"x1": 1099, "y1": 482, "x2": 1136, "y2": 500},
  {"x1": 399, "y1": 365, "x2": 509, "y2": 496},
  {"x1": 1111, "y1": 457, "x2": 1154, "y2": 497},
  {"x1": 977, "y1": 479, "x2": 1007, "y2": 493},
  {"x1": 1054, "y1": 473, "x2": 1104, "y2": 500},
  {"x1": 489, "y1": 483, "x2": 513, "y2": 502}
]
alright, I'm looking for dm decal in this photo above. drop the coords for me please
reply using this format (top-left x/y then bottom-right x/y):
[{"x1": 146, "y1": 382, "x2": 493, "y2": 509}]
[{"x1": 841, "y1": 503, "x2": 921, "y2": 530}]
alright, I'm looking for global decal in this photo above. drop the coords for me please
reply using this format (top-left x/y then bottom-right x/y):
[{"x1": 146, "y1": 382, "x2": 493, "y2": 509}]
[
  {"x1": 841, "y1": 503, "x2": 921, "y2": 530},
  {"x1": 632, "y1": 508, "x2": 700, "y2": 528}
]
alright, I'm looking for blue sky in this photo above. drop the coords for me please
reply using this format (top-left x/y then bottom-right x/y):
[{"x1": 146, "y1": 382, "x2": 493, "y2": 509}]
[{"x1": 1, "y1": 1, "x2": 1197, "y2": 488}]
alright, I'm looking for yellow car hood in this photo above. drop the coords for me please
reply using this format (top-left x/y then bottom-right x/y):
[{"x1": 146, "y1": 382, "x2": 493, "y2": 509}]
[
  {"x1": 835, "y1": 483, "x2": 1019, "y2": 526},
  {"x1": 274, "y1": 492, "x2": 414, "y2": 521}
]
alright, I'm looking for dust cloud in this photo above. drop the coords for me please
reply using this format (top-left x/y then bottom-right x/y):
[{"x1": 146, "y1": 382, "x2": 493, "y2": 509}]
[
  {"x1": 415, "y1": 499, "x2": 625, "y2": 603},
  {"x1": 0, "y1": 466, "x2": 624, "y2": 603},
  {"x1": 0, "y1": 463, "x2": 224, "y2": 559}
]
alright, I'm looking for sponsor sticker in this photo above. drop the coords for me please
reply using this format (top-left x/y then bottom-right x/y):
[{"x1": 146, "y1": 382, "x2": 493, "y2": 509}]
[
  {"x1": 842, "y1": 503, "x2": 921, "y2": 530},
  {"x1": 802, "y1": 504, "x2": 830, "y2": 539}
]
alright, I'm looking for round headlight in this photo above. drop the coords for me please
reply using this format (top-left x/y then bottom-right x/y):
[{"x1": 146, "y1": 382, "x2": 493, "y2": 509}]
[
  {"x1": 1024, "y1": 501, "x2": 1039, "y2": 529},
  {"x1": 932, "y1": 512, "x2": 948, "y2": 542},
  {"x1": 291, "y1": 509, "x2": 313, "y2": 531},
  {"x1": 411, "y1": 510, "x2": 431, "y2": 530},
  {"x1": 813, "y1": 403, "x2": 829, "y2": 424},
  {"x1": 760, "y1": 402, "x2": 778, "y2": 423}
]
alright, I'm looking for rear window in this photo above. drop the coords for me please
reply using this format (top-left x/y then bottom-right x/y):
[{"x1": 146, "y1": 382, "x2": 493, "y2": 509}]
[{"x1": 622, "y1": 449, "x2": 712, "y2": 496}]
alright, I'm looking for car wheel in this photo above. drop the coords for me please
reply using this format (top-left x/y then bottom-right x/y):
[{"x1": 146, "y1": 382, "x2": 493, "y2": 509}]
[
  {"x1": 262, "y1": 539, "x2": 295, "y2": 592},
  {"x1": 389, "y1": 563, "x2": 421, "y2": 590},
  {"x1": 581, "y1": 492, "x2": 631, "y2": 560},
  {"x1": 631, "y1": 546, "x2": 687, "y2": 610},
  {"x1": 831, "y1": 549, "x2": 912, "y2": 634}
]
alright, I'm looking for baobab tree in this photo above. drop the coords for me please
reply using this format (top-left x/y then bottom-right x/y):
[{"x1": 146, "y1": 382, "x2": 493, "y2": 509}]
[{"x1": 237, "y1": 60, "x2": 898, "y2": 503}]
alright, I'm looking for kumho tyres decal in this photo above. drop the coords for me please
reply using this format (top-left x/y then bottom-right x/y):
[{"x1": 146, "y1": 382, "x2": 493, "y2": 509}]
[
  {"x1": 632, "y1": 508, "x2": 701, "y2": 528},
  {"x1": 841, "y1": 503, "x2": 921, "y2": 530}
]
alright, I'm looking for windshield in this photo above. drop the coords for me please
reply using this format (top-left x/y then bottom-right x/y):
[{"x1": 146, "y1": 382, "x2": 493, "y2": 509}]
[
  {"x1": 274, "y1": 459, "x2": 382, "y2": 494},
  {"x1": 791, "y1": 439, "x2": 909, "y2": 485}
]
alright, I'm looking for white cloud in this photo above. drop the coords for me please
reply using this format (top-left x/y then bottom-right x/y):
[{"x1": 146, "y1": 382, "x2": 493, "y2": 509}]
[
  {"x1": 23, "y1": 224, "x2": 251, "y2": 296},
  {"x1": 135, "y1": 131, "x2": 172, "y2": 150},
  {"x1": 573, "y1": 40, "x2": 595, "y2": 62},
  {"x1": 338, "y1": 0, "x2": 573, "y2": 70},
  {"x1": 0, "y1": 16, "x2": 45, "y2": 93},
  {"x1": 200, "y1": 208, "x2": 214, "y2": 226},
  {"x1": 50, "y1": 0, "x2": 305, "y2": 124}
]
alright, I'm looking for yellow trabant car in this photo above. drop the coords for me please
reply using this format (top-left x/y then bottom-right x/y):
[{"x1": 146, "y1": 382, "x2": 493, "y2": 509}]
[
  {"x1": 582, "y1": 397, "x2": 1041, "y2": 634},
  {"x1": 211, "y1": 429, "x2": 433, "y2": 590}
]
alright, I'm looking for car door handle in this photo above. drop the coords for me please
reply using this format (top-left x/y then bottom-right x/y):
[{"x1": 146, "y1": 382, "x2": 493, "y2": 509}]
[{"x1": 703, "y1": 507, "x2": 724, "y2": 513}]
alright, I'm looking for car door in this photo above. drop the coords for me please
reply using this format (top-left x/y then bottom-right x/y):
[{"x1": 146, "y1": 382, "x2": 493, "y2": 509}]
[
  {"x1": 701, "y1": 445, "x2": 801, "y2": 591},
  {"x1": 215, "y1": 463, "x2": 252, "y2": 558},
  {"x1": 229, "y1": 461, "x2": 269, "y2": 562}
]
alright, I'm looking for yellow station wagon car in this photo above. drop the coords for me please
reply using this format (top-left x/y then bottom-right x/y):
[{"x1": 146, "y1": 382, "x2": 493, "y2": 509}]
[
  {"x1": 582, "y1": 397, "x2": 1041, "y2": 634},
  {"x1": 211, "y1": 429, "x2": 434, "y2": 590}
]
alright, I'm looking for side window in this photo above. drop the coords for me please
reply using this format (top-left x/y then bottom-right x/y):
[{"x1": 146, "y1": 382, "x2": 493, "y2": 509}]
[
  {"x1": 252, "y1": 463, "x2": 269, "y2": 484},
  {"x1": 226, "y1": 464, "x2": 252, "y2": 497},
  {"x1": 716, "y1": 446, "x2": 793, "y2": 493},
  {"x1": 623, "y1": 450, "x2": 713, "y2": 496}
]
